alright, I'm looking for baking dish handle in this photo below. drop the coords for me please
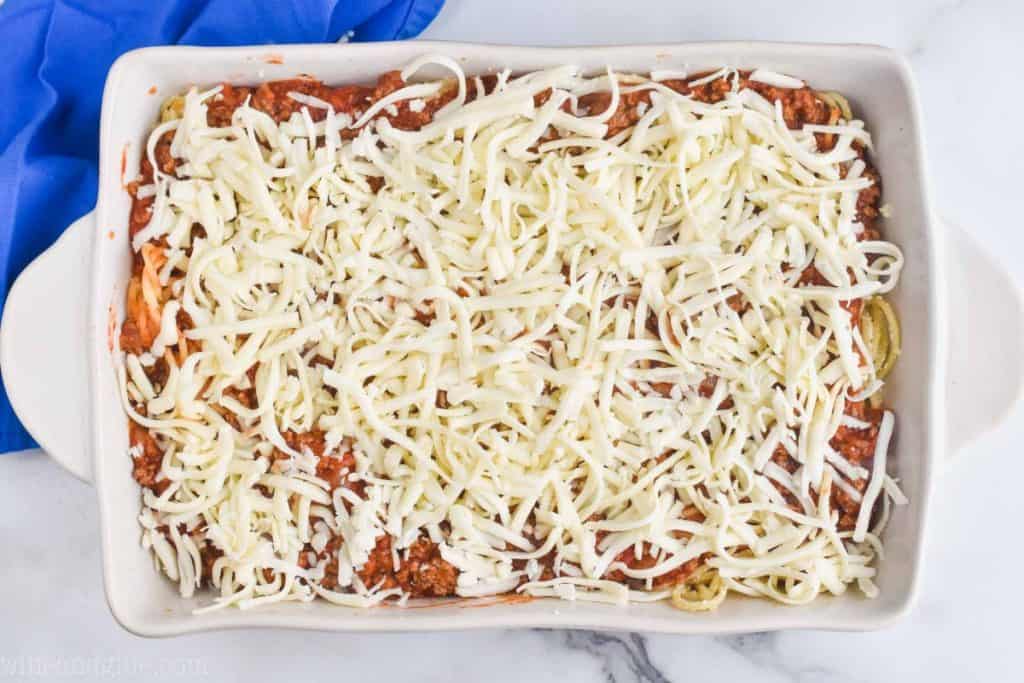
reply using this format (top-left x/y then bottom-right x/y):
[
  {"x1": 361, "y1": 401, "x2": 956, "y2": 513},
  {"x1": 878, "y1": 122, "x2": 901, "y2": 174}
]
[
  {"x1": 944, "y1": 219, "x2": 1024, "y2": 462},
  {"x1": 0, "y1": 213, "x2": 1014, "y2": 479},
  {"x1": 0, "y1": 211, "x2": 94, "y2": 482}
]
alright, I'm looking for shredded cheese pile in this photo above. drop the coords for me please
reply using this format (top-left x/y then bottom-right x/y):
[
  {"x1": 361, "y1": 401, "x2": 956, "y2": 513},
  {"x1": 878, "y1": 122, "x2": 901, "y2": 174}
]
[{"x1": 120, "y1": 59, "x2": 906, "y2": 611}]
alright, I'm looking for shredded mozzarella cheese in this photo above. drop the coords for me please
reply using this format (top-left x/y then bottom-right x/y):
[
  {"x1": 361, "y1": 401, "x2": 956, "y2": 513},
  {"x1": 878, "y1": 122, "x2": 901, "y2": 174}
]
[{"x1": 120, "y1": 59, "x2": 906, "y2": 611}]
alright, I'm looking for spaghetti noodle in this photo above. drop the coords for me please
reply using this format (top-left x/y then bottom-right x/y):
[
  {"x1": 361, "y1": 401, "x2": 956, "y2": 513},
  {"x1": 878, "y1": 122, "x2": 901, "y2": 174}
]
[{"x1": 861, "y1": 296, "x2": 902, "y2": 382}]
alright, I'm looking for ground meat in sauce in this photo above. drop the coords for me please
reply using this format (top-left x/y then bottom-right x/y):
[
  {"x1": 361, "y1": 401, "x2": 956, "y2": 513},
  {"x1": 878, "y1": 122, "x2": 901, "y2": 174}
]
[
  {"x1": 602, "y1": 507, "x2": 708, "y2": 589},
  {"x1": 314, "y1": 450, "x2": 356, "y2": 491},
  {"x1": 205, "y1": 83, "x2": 253, "y2": 127},
  {"x1": 578, "y1": 89, "x2": 655, "y2": 138},
  {"x1": 144, "y1": 357, "x2": 170, "y2": 388},
  {"x1": 855, "y1": 166, "x2": 883, "y2": 237},
  {"x1": 357, "y1": 536, "x2": 458, "y2": 597},
  {"x1": 310, "y1": 531, "x2": 457, "y2": 597},
  {"x1": 118, "y1": 317, "x2": 146, "y2": 356},
  {"x1": 199, "y1": 542, "x2": 222, "y2": 585},
  {"x1": 307, "y1": 535, "x2": 343, "y2": 590},
  {"x1": 829, "y1": 401, "x2": 883, "y2": 530},
  {"x1": 129, "y1": 420, "x2": 167, "y2": 494},
  {"x1": 766, "y1": 400, "x2": 882, "y2": 531},
  {"x1": 125, "y1": 67, "x2": 889, "y2": 597},
  {"x1": 269, "y1": 430, "x2": 359, "y2": 493},
  {"x1": 605, "y1": 548, "x2": 705, "y2": 589},
  {"x1": 798, "y1": 264, "x2": 865, "y2": 326}
]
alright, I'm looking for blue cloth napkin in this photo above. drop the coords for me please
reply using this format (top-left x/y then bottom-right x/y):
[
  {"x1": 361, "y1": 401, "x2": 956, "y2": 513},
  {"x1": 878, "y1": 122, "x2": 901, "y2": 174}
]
[{"x1": 0, "y1": 0, "x2": 444, "y2": 453}]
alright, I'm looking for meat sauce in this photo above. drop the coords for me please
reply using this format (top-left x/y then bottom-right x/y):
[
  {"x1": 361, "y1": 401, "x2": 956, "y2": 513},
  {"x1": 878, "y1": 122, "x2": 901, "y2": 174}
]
[
  {"x1": 767, "y1": 399, "x2": 883, "y2": 531},
  {"x1": 603, "y1": 505, "x2": 709, "y2": 587},
  {"x1": 272, "y1": 429, "x2": 359, "y2": 495},
  {"x1": 125, "y1": 68, "x2": 886, "y2": 597},
  {"x1": 828, "y1": 401, "x2": 884, "y2": 530}
]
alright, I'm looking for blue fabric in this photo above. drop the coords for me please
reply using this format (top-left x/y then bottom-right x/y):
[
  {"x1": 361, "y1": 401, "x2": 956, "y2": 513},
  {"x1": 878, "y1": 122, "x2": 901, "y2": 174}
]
[{"x1": 0, "y1": 0, "x2": 444, "y2": 453}]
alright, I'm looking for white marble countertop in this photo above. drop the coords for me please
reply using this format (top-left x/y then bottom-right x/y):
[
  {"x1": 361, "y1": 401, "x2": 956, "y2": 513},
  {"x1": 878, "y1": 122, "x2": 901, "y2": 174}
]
[{"x1": 3, "y1": 0, "x2": 1023, "y2": 680}]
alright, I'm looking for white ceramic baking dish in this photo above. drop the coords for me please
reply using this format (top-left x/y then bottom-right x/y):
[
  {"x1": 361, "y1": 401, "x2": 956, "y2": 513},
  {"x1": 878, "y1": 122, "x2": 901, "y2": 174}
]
[{"x1": 2, "y1": 41, "x2": 1021, "y2": 637}]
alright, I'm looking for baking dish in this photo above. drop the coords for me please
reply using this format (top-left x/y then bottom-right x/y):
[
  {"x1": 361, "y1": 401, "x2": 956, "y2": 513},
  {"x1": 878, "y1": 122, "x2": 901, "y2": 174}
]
[{"x1": 1, "y1": 41, "x2": 1019, "y2": 636}]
